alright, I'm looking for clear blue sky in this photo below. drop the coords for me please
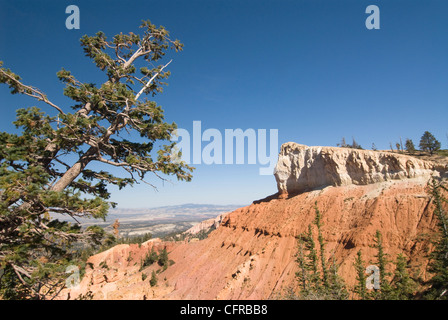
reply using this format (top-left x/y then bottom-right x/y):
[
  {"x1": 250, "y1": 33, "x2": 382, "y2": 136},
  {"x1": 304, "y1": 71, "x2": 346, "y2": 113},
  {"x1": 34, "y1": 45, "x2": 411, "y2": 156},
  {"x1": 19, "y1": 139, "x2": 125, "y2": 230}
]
[{"x1": 1, "y1": 0, "x2": 447, "y2": 208}]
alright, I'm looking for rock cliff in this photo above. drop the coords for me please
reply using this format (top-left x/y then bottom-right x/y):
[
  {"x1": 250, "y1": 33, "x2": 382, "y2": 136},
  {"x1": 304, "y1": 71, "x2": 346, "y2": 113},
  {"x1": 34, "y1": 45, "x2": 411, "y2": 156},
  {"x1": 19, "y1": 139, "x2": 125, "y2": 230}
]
[
  {"x1": 274, "y1": 142, "x2": 446, "y2": 196},
  {"x1": 59, "y1": 144, "x2": 448, "y2": 300}
]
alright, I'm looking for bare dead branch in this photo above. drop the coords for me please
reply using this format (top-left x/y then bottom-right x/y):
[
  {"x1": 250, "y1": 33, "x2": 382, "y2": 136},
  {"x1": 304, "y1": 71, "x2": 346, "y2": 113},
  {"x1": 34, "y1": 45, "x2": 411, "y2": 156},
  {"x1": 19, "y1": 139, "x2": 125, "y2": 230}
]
[
  {"x1": 135, "y1": 59, "x2": 172, "y2": 101},
  {"x1": 0, "y1": 69, "x2": 65, "y2": 114}
]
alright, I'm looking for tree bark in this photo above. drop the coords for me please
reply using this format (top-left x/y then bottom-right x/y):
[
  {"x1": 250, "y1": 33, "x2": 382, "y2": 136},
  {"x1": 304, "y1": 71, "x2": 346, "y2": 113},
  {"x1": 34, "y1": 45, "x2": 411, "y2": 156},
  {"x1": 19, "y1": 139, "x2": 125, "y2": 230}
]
[
  {"x1": 50, "y1": 146, "x2": 96, "y2": 192},
  {"x1": 40, "y1": 102, "x2": 93, "y2": 169}
]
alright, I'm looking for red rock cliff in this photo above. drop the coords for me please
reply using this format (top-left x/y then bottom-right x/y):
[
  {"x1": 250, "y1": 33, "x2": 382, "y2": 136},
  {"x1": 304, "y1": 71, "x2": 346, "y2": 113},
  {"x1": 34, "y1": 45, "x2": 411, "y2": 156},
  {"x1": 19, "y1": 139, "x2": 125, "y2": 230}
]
[{"x1": 60, "y1": 145, "x2": 447, "y2": 300}]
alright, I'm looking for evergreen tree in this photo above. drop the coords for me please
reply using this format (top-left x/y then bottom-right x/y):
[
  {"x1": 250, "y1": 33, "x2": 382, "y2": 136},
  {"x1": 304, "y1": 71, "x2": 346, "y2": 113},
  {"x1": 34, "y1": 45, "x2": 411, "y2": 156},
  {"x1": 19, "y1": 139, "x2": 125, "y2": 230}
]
[
  {"x1": 293, "y1": 224, "x2": 320, "y2": 299},
  {"x1": 351, "y1": 137, "x2": 363, "y2": 150},
  {"x1": 424, "y1": 178, "x2": 448, "y2": 299},
  {"x1": 305, "y1": 225, "x2": 320, "y2": 292},
  {"x1": 0, "y1": 21, "x2": 192, "y2": 299},
  {"x1": 149, "y1": 270, "x2": 158, "y2": 287},
  {"x1": 353, "y1": 250, "x2": 367, "y2": 300},
  {"x1": 389, "y1": 254, "x2": 417, "y2": 300},
  {"x1": 157, "y1": 247, "x2": 169, "y2": 268},
  {"x1": 337, "y1": 137, "x2": 362, "y2": 149},
  {"x1": 405, "y1": 138, "x2": 416, "y2": 154},
  {"x1": 293, "y1": 203, "x2": 348, "y2": 300},
  {"x1": 314, "y1": 203, "x2": 329, "y2": 289},
  {"x1": 140, "y1": 248, "x2": 159, "y2": 270},
  {"x1": 327, "y1": 255, "x2": 349, "y2": 300},
  {"x1": 372, "y1": 230, "x2": 392, "y2": 299},
  {"x1": 295, "y1": 236, "x2": 310, "y2": 296},
  {"x1": 419, "y1": 131, "x2": 441, "y2": 155}
]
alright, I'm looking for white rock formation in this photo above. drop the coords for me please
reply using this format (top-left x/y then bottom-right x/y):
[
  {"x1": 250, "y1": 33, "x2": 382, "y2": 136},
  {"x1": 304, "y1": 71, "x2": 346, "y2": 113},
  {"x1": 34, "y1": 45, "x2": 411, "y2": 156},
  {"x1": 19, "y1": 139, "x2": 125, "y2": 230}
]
[
  {"x1": 274, "y1": 142, "x2": 446, "y2": 195},
  {"x1": 184, "y1": 212, "x2": 228, "y2": 236}
]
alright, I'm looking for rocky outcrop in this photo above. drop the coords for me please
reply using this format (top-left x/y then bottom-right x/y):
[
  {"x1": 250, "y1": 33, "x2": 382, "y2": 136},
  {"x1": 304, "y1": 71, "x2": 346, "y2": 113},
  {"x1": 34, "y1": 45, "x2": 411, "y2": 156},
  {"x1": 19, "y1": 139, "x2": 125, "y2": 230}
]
[
  {"x1": 58, "y1": 143, "x2": 448, "y2": 300},
  {"x1": 61, "y1": 238, "x2": 179, "y2": 300},
  {"x1": 274, "y1": 142, "x2": 446, "y2": 196},
  {"x1": 183, "y1": 212, "x2": 228, "y2": 236}
]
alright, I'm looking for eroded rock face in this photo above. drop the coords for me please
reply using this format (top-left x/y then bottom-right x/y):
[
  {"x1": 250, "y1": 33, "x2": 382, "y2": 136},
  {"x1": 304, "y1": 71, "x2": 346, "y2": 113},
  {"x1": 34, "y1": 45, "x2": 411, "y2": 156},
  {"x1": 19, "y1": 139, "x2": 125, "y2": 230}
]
[
  {"x1": 59, "y1": 178, "x2": 446, "y2": 300},
  {"x1": 274, "y1": 142, "x2": 445, "y2": 196},
  {"x1": 57, "y1": 142, "x2": 448, "y2": 300}
]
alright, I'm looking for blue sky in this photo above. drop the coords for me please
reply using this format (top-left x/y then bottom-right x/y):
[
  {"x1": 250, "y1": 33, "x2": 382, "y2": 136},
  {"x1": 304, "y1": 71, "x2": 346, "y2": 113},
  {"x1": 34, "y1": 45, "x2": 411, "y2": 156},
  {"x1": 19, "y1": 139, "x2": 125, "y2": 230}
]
[{"x1": 1, "y1": 0, "x2": 447, "y2": 208}]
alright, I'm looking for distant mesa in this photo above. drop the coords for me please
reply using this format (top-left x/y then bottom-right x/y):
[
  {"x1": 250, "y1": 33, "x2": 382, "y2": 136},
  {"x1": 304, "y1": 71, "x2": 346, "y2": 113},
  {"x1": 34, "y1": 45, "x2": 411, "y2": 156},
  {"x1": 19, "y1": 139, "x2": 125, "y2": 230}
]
[{"x1": 274, "y1": 142, "x2": 447, "y2": 197}]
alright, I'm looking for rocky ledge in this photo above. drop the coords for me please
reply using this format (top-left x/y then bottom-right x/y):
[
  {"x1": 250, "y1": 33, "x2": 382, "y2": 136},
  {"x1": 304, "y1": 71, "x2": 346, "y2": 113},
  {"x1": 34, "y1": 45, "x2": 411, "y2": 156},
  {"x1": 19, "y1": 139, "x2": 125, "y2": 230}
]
[{"x1": 274, "y1": 142, "x2": 447, "y2": 196}]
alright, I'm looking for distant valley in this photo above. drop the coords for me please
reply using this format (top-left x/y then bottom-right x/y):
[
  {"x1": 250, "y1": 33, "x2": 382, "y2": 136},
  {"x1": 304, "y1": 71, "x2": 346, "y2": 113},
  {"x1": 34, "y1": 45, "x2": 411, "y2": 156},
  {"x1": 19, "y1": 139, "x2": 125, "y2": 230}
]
[{"x1": 54, "y1": 203, "x2": 243, "y2": 238}]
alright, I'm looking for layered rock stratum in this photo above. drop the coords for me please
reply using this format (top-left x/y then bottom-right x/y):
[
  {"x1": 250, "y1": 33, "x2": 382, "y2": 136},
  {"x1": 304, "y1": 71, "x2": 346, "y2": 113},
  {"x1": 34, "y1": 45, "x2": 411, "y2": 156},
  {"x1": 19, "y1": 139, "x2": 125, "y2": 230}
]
[
  {"x1": 60, "y1": 143, "x2": 448, "y2": 300},
  {"x1": 274, "y1": 142, "x2": 446, "y2": 196}
]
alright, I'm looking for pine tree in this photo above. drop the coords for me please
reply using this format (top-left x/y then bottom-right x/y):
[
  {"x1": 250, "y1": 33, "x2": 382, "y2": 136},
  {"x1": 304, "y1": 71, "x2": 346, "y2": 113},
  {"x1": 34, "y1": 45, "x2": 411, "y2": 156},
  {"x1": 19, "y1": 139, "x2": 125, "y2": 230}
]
[
  {"x1": 419, "y1": 131, "x2": 441, "y2": 155},
  {"x1": 314, "y1": 202, "x2": 329, "y2": 289},
  {"x1": 304, "y1": 224, "x2": 321, "y2": 294},
  {"x1": 157, "y1": 248, "x2": 169, "y2": 269},
  {"x1": 337, "y1": 137, "x2": 363, "y2": 149},
  {"x1": 141, "y1": 247, "x2": 159, "y2": 270},
  {"x1": 353, "y1": 250, "x2": 367, "y2": 300},
  {"x1": 405, "y1": 138, "x2": 416, "y2": 154},
  {"x1": 295, "y1": 236, "x2": 310, "y2": 297},
  {"x1": 294, "y1": 225, "x2": 320, "y2": 299},
  {"x1": 0, "y1": 21, "x2": 192, "y2": 299},
  {"x1": 424, "y1": 178, "x2": 448, "y2": 299},
  {"x1": 293, "y1": 203, "x2": 348, "y2": 300},
  {"x1": 389, "y1": 254, "x2": 417, "y2": 300},
  {"x1": 351, "y1": 137, "x2": 363, "y2": 150},
  {"x1": 372, "y1": 230, "x2": 392, "y2": 300},
  {"x1": 149, "y1": 270, "x2": 158, "y2": 287},
  {"x1": 327, "y1": 255, "x2": 349, "y2": 300}
]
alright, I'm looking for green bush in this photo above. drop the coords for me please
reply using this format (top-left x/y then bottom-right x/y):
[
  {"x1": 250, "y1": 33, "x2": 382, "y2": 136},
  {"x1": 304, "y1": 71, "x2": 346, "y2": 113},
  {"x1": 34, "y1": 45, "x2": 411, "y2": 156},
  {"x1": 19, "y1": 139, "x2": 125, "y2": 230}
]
[
  {"x1": 150, "y1": 270, "x2": 158, "y2": 287},
  {"x1": 140, "y1": 248, "x2": 158, "y2": 270}
]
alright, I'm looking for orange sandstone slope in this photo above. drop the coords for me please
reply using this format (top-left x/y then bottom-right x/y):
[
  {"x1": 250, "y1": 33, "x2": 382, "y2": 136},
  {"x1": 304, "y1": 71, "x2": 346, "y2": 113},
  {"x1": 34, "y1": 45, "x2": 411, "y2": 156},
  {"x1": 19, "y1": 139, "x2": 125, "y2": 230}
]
[
  {"x1": 62, "y1": 145, "x2": 447, "y2": 300},
  {"x1": 164, "y1": 179, "x2": 439, "y2": 299}
]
